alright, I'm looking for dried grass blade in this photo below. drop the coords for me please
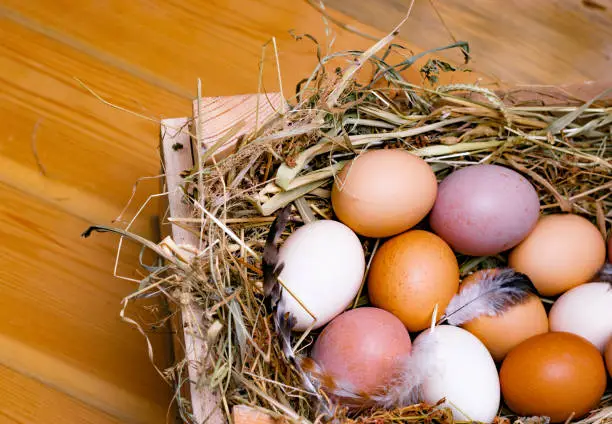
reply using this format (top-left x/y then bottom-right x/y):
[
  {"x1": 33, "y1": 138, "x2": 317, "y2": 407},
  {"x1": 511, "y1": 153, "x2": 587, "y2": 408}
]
[
  {"x1": 326, "y1": 3, "x2": 414, "y2": 108},
  {"x1": 547, "y1": 87, "x2": 612, "y2": 134},
  {"x1": 276, "y1": 141, "x2": 334, "y2": 190},
  {"x1": 259, "y1": 181, "x2": 327, "y2": 216},
  {"x1": 200, "y1": 120, "x2": 246, "y2": 164}
]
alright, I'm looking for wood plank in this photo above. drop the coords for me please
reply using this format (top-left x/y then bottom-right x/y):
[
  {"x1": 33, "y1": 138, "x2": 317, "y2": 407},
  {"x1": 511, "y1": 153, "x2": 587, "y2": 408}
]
[
  {"x1": 160, "y1": 90, "x2": 283, "y2": 423},
  {"x1": 0, "y1": 364, "x2": 124, "y2": 424},
  {"x1": 160, "y1": 119, "x2": 225, "y2": 424},
  {"x1": 327, "y1": 0, "x2": 612, "y2": 85},
  {"x1": 0, "y1": 16, "x2": 190, "y2": 236},
  {"x1": 0, "y1": 182, "x2": 172, "y2": 423},
  {"x1": 0, "y1": 0, "x2": 386, "y2": 98}
]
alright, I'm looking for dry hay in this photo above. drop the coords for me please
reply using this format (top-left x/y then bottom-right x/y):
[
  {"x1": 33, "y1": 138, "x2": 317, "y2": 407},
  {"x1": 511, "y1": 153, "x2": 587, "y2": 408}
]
[{"x1": 83, "y1": 13, "x2": 611, "y2": 424}]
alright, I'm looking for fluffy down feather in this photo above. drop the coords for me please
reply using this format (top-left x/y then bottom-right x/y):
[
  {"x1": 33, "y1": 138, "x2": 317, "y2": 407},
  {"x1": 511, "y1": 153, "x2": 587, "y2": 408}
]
[{"x1": 442, "y1": 268, "x2": 535, "y2": 326}]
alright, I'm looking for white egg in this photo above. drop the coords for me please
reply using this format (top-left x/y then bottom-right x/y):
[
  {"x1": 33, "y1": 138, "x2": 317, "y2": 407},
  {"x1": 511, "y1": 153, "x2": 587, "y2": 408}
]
[
  {"x1": 549, "y1": 282, "x2": 612, "y2": 352},
  {"x1": 415, "y1": 325, "x2": 500, "y2": 423},
  {"x1": 277, "y1": 220, "x2": 365, "y2": 331}
]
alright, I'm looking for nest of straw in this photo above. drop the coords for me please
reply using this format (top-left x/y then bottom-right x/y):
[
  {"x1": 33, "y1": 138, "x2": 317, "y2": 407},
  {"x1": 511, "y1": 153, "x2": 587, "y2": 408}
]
[{"x1": 86, "y1": 23, "x2": 612, "y2": 424}]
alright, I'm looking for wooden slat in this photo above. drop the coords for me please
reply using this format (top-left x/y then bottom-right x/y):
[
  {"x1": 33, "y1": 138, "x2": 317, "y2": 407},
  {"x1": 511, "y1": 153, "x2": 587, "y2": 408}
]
[
  {"x1": 0, "y1": 0, "x2": 385, "y2": 97},
  {"x1": 327, "y1": 0, "x2": 612, "y2": 86},
  {"x1": 0, "y1": 364, "x2": 123, "y2": 424},
  {"x1": 193, "y1": 93, "x2": 284, "y2": 162},
  {"x1": 0, "y1": 182, "x2": 172, "y2": 423},
  {"x1": 0, "y1": 16, "x2": 190, "y2": 236},
  {"x1": 161, "y1": 91, "x2": 282, "y2": 423},
  {"x1": 160, "y1": 119, "x2": 225, "y2": 424}
]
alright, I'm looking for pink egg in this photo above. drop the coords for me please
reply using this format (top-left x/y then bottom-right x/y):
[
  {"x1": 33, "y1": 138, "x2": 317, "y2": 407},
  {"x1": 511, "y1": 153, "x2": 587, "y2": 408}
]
[
  {"x1": 429, "y1": 164, "x2": 540, "y2": 256},
  {"x1": 311, "y1": 307, "x2": 412, "y2": 394}
]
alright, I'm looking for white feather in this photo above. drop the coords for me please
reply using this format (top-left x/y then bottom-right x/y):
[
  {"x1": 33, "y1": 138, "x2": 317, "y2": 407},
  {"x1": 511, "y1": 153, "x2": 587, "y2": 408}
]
[
  {"x1": 373, "y1": 328, "x2": 441, "y2": 408},
  {"x1": 444, "y1": 268, "x2": 532, "y2": 326}
]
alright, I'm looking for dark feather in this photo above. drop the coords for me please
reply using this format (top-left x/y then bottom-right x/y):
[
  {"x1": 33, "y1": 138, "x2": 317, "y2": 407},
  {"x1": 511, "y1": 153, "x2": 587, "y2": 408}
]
[
  {"x1": 262, "y1": 204, "x2": 292, "y2": 308},
  {"x1": 595, "y1": 262, "x2": 612, "y2": 286},
  {"x1": 441, "y1": 268, "x2": 536, "y2": 326}
]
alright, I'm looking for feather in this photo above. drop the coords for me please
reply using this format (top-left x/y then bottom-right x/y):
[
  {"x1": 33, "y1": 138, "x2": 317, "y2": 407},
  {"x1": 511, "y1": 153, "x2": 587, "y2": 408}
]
[
  {"x1": 442, "y1": 268, "x2": 536, "y2": 326},
  {"x1": 594, "y1": 262, "x2": 612, "y2": 285},
  {"x1": 295, "y1": 328, "x2": 441, "y2": 412},
  {"x1": 372, "y1": 328, "x2": 440, "y2": 409},
  {"x1": 262, "y1": 204, "x2": 292, "y2": 308}
]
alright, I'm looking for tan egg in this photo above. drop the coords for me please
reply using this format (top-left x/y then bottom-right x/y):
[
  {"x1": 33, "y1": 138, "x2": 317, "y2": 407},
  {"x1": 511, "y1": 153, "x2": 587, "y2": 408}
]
[
  {"x1": 460, "y1": 269, "x2": 549, "y2": 361},
  {"x1": 331, "y1": 149, "x2": 437, "y2": 238},
  {"x1": 508, "y1": 214, "x2": 606, "y2": 296},
  {"x1": 367, "y1": 230, "x2": 459, "y2": 331}
]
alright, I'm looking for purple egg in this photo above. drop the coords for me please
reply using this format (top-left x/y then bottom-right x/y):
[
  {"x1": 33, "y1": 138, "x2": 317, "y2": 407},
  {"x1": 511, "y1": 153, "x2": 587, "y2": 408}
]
[{"x1": 429, "y1": 164, "x2": 540, "y2": 256}]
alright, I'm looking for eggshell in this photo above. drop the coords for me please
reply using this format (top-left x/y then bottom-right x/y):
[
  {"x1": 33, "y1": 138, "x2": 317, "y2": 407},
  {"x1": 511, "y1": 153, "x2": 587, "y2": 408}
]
[
  {"x1": 508, "y1": 214, "x2": 606, "y2": 296},
  {"x1": 367, "y1": 230, "x2": 459, "y2": 332},
  {"x1": 605, "y1": 338, "x2": 612, "y2": 377},
  {"x1": 415, "y1": 325, "x2": 500, "y2": 423},
  {"x1": 500, "y1": 332, "x2": 607, "y2": 423},
  {"x1": 549, "y1": 282, "x2": 612, "y2": 352},
  {"x1": 331, "y1": 149, "x2": 437, "y2": 238},
  {"x1": 460, "y1": 269, "x2": 549, "y2": 361},
  {"x1": 277, "y1": 220, "x2": 365, "y2": 331},
  {"x1": 429, "y1": 164, "x2": 540, "y2": 256},
  {"x1": 311, "y1": 307, "x2": 412, "y2": 394}
]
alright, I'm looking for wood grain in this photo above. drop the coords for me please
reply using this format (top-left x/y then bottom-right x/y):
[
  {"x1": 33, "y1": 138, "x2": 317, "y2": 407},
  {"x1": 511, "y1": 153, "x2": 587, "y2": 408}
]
[
  {"x1": 0, "y1": 364, "x2": 123, "y2": 424},
  {"x1": 0, "y1": 0, "x2": 609, "y2": 423},
  {"x1": 161, "y1": 91, "x2": 282, "y2": 423},
  {"x1": 327, "y1": 0, "x2": 612, "y2": 86},
  {"x1": 0, "y1": 182, "x2": 172, "y2": 423},
  {"x1": 0, "y1": 0, "x2": 382, "y2": 98},
  {"x1": 160, "y1": 119, "x2": 225, "y2": 424}
]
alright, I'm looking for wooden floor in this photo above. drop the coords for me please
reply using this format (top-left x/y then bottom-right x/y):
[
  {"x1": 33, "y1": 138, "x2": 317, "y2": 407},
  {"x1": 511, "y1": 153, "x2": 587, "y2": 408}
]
[{"x1": 0, "y1": 1, "x2": 609, "y2": 423}]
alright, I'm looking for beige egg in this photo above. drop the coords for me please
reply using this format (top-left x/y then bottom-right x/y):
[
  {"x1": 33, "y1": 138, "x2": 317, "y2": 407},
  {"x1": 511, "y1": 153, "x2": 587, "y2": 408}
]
[
  {"x1": 331, "y1": 149, "x2": 437, "y2": 238},
  {"x1": 508, "y1": 214, "x2": 606, "y2": 296}
]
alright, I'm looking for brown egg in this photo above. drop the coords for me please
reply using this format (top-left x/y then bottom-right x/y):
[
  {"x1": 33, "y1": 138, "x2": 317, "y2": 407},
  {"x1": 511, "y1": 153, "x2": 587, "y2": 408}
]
[
  {"x1": 331, "y1": 149, "x2": 437, "y2": 238},
  {"x1": 605, "y1": 337, "x2": 612, "y2": 378},
  {"x1": 461, "y1": 269, "x2": 549, "y2": 361},
  {"x1": 367, "y1": 230, "x2": 459, "y2": 331},
  {"x1": 311, "y1": 307, "x2": 412, "y2": 394},
  {"x1": 500, "y1": 332, "x2": 607, "y2": 423},
  {"x1": 508, "y1": 214, "x2": 606, "y2": 296}
]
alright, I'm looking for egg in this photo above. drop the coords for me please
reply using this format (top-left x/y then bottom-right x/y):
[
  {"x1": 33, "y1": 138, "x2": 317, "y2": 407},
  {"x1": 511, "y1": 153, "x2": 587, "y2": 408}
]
[
  {"x1": 508, "y1": 214, "x2": 606, "y2": 296},
  {"x1": 416, "y1": 325, "x2": 500, "y2": 423},
  {"x1": 500, "y1": 332, "x2": 607, "y2": 423},
  {"x1": 429, "y1": 164, "x2": 540, "y2": 256},
  {"x1": 277, "y1": 220, "x2": 365, "y2": 331},
  {"x1": 311, "y1": 307, "x2": 412, "y2": 394},
  {"x1": 460, "y1": 269, "x2": 549, "y2": 361},
  {"x1": 549, "y1": 282, "x2": 612, "y2": 352},
  {"x1": 367, "y1": 230, "x2": 459, "y2": 332},
  {"x1": 605, "y1": 338, "x2": 612, "y2": 377},
  {"x1": 331, "y1": 149, "x2": 437, "y2": 238}
]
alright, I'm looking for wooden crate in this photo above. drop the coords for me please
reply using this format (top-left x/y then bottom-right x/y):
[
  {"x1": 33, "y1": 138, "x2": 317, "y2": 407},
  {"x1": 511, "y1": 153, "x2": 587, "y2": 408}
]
[{"x1": 160, "y1": 93, "x2": 283, "y2": 424}]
